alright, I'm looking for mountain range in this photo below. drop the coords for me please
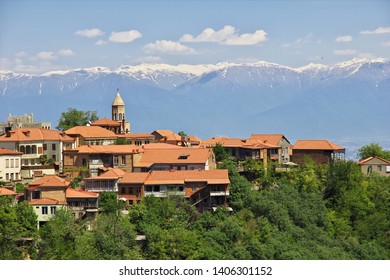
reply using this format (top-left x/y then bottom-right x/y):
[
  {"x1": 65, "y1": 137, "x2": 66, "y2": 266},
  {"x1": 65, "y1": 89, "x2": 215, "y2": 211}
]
[{"x1": 1, "y1": 58, "x2": 389, "y2": 156}]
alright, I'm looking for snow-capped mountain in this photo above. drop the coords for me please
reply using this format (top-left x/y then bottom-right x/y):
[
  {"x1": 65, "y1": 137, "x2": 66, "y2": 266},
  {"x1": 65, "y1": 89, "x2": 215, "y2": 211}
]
[{"x1": 1, "y1": 58, "x2": 389, "y2": 147}]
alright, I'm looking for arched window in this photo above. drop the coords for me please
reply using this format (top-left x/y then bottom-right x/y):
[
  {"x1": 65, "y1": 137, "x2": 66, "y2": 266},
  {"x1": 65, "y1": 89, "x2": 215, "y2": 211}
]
[
  {"x1": 119, "y1": 113, "x2": 122, "y2": 121},
  {"x1": 114, "y1": 113, "x2": 117, "y2": 120}
]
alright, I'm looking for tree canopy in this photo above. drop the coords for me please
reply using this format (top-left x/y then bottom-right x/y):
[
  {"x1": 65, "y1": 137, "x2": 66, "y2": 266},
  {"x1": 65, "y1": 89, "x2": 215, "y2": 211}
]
[
  {"x1": 56, "y1": 108, "x2": 99, "y2": 131},
  {"x1": 357, "y1": 143, "x2": 390, "y2": 161}
]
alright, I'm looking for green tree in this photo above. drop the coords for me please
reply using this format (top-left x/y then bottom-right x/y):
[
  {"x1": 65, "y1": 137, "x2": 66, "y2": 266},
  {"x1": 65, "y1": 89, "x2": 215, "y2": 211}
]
[
  {"x1": 99, "y1": 192, "x2": 123, "y2": 214},
  {"x1": 357, "y1": 143, "x2": 390, "y2": 161},
  {"x1": 56, "y1": 108, "x2": 99, "y2": 131},
  {"x1": 213, "y1": 143, "x2": 229, "y2": 162},
  {"x1": 178, "y1": 131, "x2": 187, "y2": 137}
]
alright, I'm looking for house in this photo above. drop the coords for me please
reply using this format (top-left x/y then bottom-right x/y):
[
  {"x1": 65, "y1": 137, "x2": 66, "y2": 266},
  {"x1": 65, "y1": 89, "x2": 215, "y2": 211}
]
[
  {"x1": 63, "y1": 144, "x2": 143, "y2": 178},
  {"x1": 25, "y1": 175, "x2": 70, "y2": 228},
  {"x1": 0, "y1": 148, "x2": 22, "y2": 182},
  {"x1": 133, "y1": 147, "x2": 216, "y2": 172},
  {"x1": 118, "y1": 169, "x2": 230, "y2": 210},
  {"x1": 25, "y1": 175, "x2": 99, "y2": 227},
  {"x1": 64, "y1": 126, "x2": 117, "y2": 147},
  {"x1": 0, "y1": 128, "x2": 75, "y2": 178},
  {"x1": 66, "y1": 188, "x2": 99, "y2": 219},
  {"x1": 202, "y1": 137, "x2": 280, "y2": 165},
  {"x1": 0, "y1": 113, "x2": 51, "y2": 134},
  {"x1": 292, "y1": 140, "x2": 345, "y2": 165},
  {"x1": 117, "y1": 133, "x2": 156, "y2": 146},
  {"x1": 83, "y1": 168, "x2": 126, "y2": 192},
  {"x1": 249, "y1": 134, "x2": 291, "y2": 163},
  {"x1": 357, "y1": 156, "x2": 390, "y2": 176}
]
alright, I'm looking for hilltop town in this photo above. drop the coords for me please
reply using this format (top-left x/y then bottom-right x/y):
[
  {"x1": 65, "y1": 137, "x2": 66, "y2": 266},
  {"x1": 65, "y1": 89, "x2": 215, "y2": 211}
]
[{"x1": 0, "y1": 89, "x2": 389, "y2": 260}]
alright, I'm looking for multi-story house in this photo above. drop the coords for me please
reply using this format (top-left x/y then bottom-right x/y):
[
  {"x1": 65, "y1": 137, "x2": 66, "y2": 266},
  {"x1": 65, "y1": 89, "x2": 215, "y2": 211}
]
[
  {"x1": 0, "y1": 187, "x2": 18, "y2": 204},
  {"x1": 133, "y1": 147, "x2": 216, "y2": 172},
  {"x1": 118, "y1": 169, "x2": 230, "y2": 210},
  {"x1": 249, "y1": 134, "x2": 291, "y2": 163},
  {"x1": 0, "y1": 148, "x2": 22, "y2": 182},
  {"x1": 25, "y1": 175, "x2": 99, "y2": 227},
  {"x1": 0, "y1": 128, "x2": 75, "y2": 178},
  {"x1": 291, "y1": 140, "x2": 345, "y2": 165},
  {"x1": 64, "y1": 126, "x2": 118, "y2": 147},
  {"x1": 63, "y1": 144, "x2": 143, "y2": 178}
]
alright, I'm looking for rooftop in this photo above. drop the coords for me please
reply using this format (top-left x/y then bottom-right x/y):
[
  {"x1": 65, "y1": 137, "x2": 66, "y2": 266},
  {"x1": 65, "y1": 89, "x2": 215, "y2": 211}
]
[
  {"x1": 293, "y1": 140, "x2": 345, "y2": 151},
  {"x1": 64, "y1": 126, "x2": 117, "y2": 138},
  {"x1": 0, "y1": 128, "x2": 74, "y2": 143}
]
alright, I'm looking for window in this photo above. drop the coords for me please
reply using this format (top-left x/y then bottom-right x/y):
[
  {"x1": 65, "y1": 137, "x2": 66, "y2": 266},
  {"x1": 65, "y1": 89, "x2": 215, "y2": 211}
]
[
  {"x1": 10, "y1": 159, "x2": 14, "y2": 168},
  {"x1": 32, "y1": 145, "x2": 37, "y2": 154},
  {"x1": 121, "y1": 187, "x2": 126, "y2": 194},
  {"x1": 15, "y1": 159, "x2": 19, "y2": 168},
  {"x1": 5, "y1": 159, "x2": 9, "y2": 168},
  {"x1": 42, "y1": 207, "x2": 48, "y2": 215},
  {"x1": 129, "y1": 188, "x2": 134, "y2": 195},
  {"x1": 52, "y1": 155, "x2": 56, "y2": 161},
  {"x1": 121, "y1": 156, "x2": 126, "y2": 165},
  {"x1": 52, "y1": 144, "x2": 56, "y2": 151},
  {"x1": 113, "y1": 156, "x2": 118, "y2": 166},
  {"x1": 50, "y1": 206, "x2": 56, "y2": 214},
  {"x1": 82, "y1": 158, "x2": 87, "y2": 166},
  {"x1": 377, "y1": 165, "x2": 382, "y2": 172},
  {"x1": 43, "y1": 144, "x2": 47, "y2": 151},
  {"x1": 386, "y1": 166, "x2": 390, "y2": 173},
  {"x1": 367, "y1": 166, "x2": 372, "y2": 174},
  {"x1": 20, "y1": 146, "x2": 25, "y2": 153},
  {"x1": 5, "y1": 173, "x2": 9, "y2": 182}
]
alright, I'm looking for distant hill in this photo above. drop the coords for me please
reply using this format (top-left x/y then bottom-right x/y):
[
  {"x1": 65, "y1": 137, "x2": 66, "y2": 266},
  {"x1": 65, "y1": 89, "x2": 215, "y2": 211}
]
[{"x1": 1, "y1": 58, "x2": 389, "y2": 154}]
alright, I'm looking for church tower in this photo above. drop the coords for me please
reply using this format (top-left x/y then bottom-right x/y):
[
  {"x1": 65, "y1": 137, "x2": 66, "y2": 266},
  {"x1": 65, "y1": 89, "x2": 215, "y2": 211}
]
[{"x1": 112, "y1": 89, "x2": 130, "y2": 133}]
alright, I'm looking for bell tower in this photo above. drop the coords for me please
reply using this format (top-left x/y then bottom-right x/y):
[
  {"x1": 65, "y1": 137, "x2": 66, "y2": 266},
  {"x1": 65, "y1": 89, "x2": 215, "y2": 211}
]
[{"x1": 112, "y1": 89, "x2": 130, "y2": 133}]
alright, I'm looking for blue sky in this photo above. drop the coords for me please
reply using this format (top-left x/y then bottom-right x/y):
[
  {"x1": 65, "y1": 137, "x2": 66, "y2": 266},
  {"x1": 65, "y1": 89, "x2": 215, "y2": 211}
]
[{"x1": 1, "y1": 0, "x2": 389, "y2": 73}]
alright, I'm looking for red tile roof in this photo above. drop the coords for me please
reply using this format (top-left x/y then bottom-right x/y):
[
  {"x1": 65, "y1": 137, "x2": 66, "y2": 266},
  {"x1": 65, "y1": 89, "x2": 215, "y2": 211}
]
[
  {"x1": 0, "y1": 128, "x2": 74, "y2": 143},
  {"x1": 30, "y1": 175, "x2": 70, "y2": 188},
  {"x1": 0, "y1": 148, "x2": 23, "y2": 155},
  {"x1": 119, "y1": 133, "x2": 155, "y2": 139},
  {"x1": 66, "y1": 188, "x2": 99, "y2": 198},
  {"x1": 357, "y1": 156, "x2": 390, "y2": 165},
  {"x1": 249, "y1": 134, "x2": 288, "y2": 145},
  {"x1": 84, "y1": 168, "x2": 126, "y2": 180},
  {"x1": 293, "y1": 140, "x2": 345, "y2": 151},
  {"x1": 0, "y1": 187, "x2": 17, "y2": 196},
  {"x1": 153, "y1": 130, "x2": 175, "y2": 137},
  {"x1": 142, "y1": 143, "x2": 184, "y2": 149},
  {"x1": 202, "y1": 137, "x2": 278, "y2": 149},
  {"x1": 119, "y1": 169, "x2": 230, "y2": 185},
  {"x1": 91, "y1": 118, "x2": 120, "y2": 127},
  {"x1": 64, "y1": 126, "x2": 117, "y2": 138},
  {"x1": 29, "y1": 197, "x2": 67, "y2": 205},
  {"x1": 134, "y1": 148, "x2": 212, "y2": 167}
]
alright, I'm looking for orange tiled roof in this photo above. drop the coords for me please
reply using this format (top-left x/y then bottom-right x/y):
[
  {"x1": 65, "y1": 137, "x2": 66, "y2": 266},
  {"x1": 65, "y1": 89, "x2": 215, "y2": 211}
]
[
  {"x1": 84, "y1": 168, "x2": 126, "y2": 180},
  {"x1": 119, "y1": 172, "x2": 150, "y2": 184},
  {"x1": 29, "y1": 197, "x2": 67, "y2": 205},
  {"x1": 202, "y1": 137, "x2": 278, "y2": 149},
  {"x1": 357, "y1": 156, "x2": 390, "y2": 165},
  {"x1": 30, "y1": 175, "x2": 70, "y2": 188},
  {"x1": 293, "y1": 140, "x2": 345, "y2": 151},
  {"x1": 66, "y1": 144, "x2": 144, "y2": 154},
  {"x1": 153, "y1": 130, "x2": 175, "y2": 137},
  {"x1": 120, "y1": 169, "x2": 230, "y2": 185},
  {"x1": 187, "y1": 135, "x2": 201, "y2": 143},
  {"x1": 165, "y1": 133, "x2": 182, "y2": 141},
  {"x1": 64, "y1": 126, "x2": 117, "y2": 138},
  {"x1": 91, "y1": 118, "x2": 120, "y2": 127},
  {"x1": 134, "y1": 148, "x2": 212, "y2": 167},
  {"x1": 0, "y1": 148, "x2": 23, "y2": 155},
  {"x1": 0, "y1": 128, "x2": 74, "y2": 143},
  {"x1": 249, "y1": 134, "x2": 288, "y2": 145},
  {"x1": 0, "y1": 187, "x2": 17, "y2": 196},
  {"x1": 66, "y1": 188, "x2": 99, "y2": 198}
]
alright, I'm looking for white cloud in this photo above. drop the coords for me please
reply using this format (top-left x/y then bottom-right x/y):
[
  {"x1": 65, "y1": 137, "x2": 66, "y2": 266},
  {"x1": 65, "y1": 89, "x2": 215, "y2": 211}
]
[
  {"x1": 180, "y1": 25, "x2": 267, "y2": 46},
  {"x1": 144, "y1": 40, "x2": 196, "y2": 54},
  {"x1": 57, "y1": 49, "x2": 75, "y2": 56},
  {"x1": 335, "y1": 35, "x2": 353, "y2": 42},
  {"x1": 34, "y1": 51, "x2": 57, "y2": 61},
  {"x1": 109, "y1": 30, "x2": 142, "y2": 43},
  {"x1": 15, "y1": 51, "x2": 28, "y2": 58},
  {"x1": 95, "y1": 40, "x2": 107, "y2": 45},
  {"x1": 75, "y1": 28, "x2": 104, "y2": 38},
  {"x1": 361, "y1": 26, "x2": 390, "y2": 35},
  {"x1": 357, "y1": 52, "x2": 376, "y2": 59},
  {"x1": 333, "y1": 49, "x2": 358, "y2": 56}
]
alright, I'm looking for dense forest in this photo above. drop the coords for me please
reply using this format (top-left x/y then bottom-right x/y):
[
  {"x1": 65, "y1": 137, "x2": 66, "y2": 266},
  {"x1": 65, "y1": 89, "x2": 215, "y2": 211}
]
[{"x1": 0, "y1": 144, "x2": 389, "y2": 260}]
